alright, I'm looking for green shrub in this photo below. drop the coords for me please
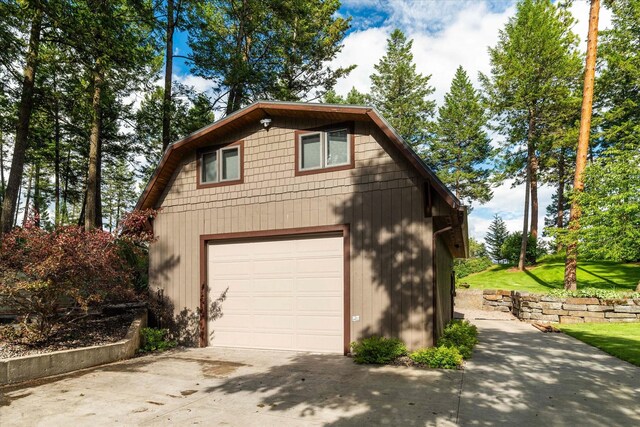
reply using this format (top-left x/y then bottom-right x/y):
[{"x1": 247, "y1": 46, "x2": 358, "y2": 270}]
[
  {"x1": 140, "y1": 327, "x2": 177, "y2": 352},
  {"x1": 351, "y1": 336, "x2": 407, "y2": 364},
  {"x1": 410, "y1": 346, "x2": 463, "y2": 369},
  {"x1": 501, "y1": 232, "x2": 544, "y2": 265},
  {"x1": 454, "y1": 257, "x2": 493, "y2": 279},
  {"x1": 438, "y1": 319, "x2": 478, "y2": 359},
  {"x1": 546, "y1": 288, "x2": 640, "y2": 300}
]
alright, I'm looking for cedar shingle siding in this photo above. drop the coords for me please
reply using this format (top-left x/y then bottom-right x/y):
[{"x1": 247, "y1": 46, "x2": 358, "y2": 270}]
[{"x1": 147, "y1": 104, "x2": 465, "y2": 351}]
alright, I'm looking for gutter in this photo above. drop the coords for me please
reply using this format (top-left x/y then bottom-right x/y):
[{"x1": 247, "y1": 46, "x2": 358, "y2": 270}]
[{"x1": 432, "y1": 225, "x2": 453, "y2": 346}]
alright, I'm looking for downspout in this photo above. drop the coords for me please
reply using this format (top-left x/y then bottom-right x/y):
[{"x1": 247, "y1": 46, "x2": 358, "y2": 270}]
[{"x1": 432, "y1": 225, "x2": 453, "y2": 346}]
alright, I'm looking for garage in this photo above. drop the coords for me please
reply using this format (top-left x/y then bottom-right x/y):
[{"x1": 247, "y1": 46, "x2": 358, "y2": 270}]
[{"x1": 207, "y1": 234, "x2": 345, "y2": 353}]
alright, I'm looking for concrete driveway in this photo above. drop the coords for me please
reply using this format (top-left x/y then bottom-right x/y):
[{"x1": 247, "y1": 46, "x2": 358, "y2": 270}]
[
  {"x1": 2, "y1": 312, "x2": 639, "y2": 426},
  {"x1": 0, "y1": 347, "x2": 462, "y2": 426}
]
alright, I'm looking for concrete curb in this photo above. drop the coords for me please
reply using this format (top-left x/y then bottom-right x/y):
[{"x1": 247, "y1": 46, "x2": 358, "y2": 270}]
[{"x1": 0, "y1": 310, "x2": 147, "y2": 386}]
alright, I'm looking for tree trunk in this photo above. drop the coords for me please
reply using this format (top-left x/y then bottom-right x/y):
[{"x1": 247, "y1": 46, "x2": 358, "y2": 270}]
[
  {"x1": 519, "y1": 113, "x2": 535, "y2": 271},
  {"x1": 0, "y1": 131, "x2": 5, "y2": 216},
  {"x1": 226, "y1": 85, "x2": 244, "y2": 115},
  {"x1": 33, "y1": 161, "x2": 40, "y2": 227},
  {"x1": 84, "y1": 66, "x2": 103, "y2": 231},
  {"x1": 518, "y1": 167, "x2": 531, "y2": 271},
  {"x1": 557, "y1": 148, "x2": 565, "y2": 229},
  {"x1": 22, "y1": 167, "x2": 33, "y2": 226},
  {"x1": 162, "y1": 0, "x2": 174, "y2": 151},
  {"x1": 54, "y1": 86, "x2": 61, "y2": 226},
  {"x1": 13, "y1": 180, "x2": 21, "y2": 227},
  {"x1": 0, "y1": 132, "x2": 5, "y2": 191},
  {"x1": 95, "y1": 134, "x2": 102, "y2": 228},
  {"x1": 565, "y1": 0, "x2": 600, "y2": 291},
  {"x1": 1, "y1": 5, "x2": 42, "y2": 235},
  {"x1": 61, "y1": 145, "x2": 71, "y2": 224},
  {"x1": 530, "y1": 152, "x2": 539, "y2": 240}
]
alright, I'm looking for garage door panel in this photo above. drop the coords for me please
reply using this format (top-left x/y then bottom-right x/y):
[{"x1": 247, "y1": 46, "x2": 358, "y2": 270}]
[
  {"x1": 296, "y1": 277, "x2": 342, "y2": 292},
  {"x1": 253, "y1": 259, "x2": 294, "y2": 275},
  {"x1": 297, "y1": 335, "x2": 342, "y2": 352},
  {"x1": 296, "y1": 296, "x2": 342, "y2": 312},
  {"x1": 213, "y1": 332, "x2": 295, "y2": 350},
  {"x1": 208, "y1": 235, "x2": 344, "y2": 353},
  {"x1": 297, "y1": 315, "x2": 343, "y2": 331},
  {"x1": 296, "y1": 257, "x2": 342, "y2": 274}
]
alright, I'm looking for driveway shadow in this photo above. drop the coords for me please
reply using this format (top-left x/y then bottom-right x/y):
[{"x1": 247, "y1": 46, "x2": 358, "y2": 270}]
[
  {"x1": 202, "y1": 352, "x2": 462, "y2": 425},
  {"x1": 458, "y1": 320, "x2": 640, "y2": 426}
]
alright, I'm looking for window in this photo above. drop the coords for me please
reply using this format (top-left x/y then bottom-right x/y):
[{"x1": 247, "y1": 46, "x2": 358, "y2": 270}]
[
  {"x1": 297, "y1": 127, "x2": 352, "y2": 174},
  {"x1": 199, "y1": 142, "x2": 243, "y2": 187}
]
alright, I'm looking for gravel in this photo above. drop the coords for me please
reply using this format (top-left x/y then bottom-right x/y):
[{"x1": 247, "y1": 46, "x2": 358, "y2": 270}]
[{"x1": 0, "y1": 312, "x2": 135, "y2": 360}]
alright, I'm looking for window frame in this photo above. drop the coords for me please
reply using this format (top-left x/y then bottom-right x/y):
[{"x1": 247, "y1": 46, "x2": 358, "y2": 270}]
[
  {"x1": 196, "y1": 140, "x2": 244, "y2": 189},
  {"x1": 294, "y1": 122, "x2": 355, "y2": 176}
]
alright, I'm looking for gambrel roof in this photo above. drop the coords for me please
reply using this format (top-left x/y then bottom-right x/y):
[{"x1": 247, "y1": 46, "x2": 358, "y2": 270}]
[{"x1": 137, "y1": 101, "x2": 468, "y2": 256}]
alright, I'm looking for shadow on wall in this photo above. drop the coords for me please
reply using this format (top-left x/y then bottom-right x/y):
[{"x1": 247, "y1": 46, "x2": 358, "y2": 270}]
[
  {"x1": 333, "y1": 158, "x2": 433, "y2": 348},
  {"x1": 202, "y1": 352, "x2": 461, "y2": 425},
  {"x1": 148, "y1": 287, "x2": 228, "y2": 347}
]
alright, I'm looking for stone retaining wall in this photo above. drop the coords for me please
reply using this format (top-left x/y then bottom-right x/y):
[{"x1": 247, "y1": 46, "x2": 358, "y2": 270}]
[{"x1": 476, "y1": 290, "x2": 640, "y2": 323}]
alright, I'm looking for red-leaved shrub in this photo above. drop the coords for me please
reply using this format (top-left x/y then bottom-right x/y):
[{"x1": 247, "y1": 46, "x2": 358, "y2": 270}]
[{"x1": 0, "y1": 209, "x2": 158, "y2": 342}]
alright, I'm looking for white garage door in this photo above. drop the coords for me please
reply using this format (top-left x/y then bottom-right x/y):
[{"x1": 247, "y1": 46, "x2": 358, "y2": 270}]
[{"x1": 207, "y1": 234, "x2": 344, "y2": 353}]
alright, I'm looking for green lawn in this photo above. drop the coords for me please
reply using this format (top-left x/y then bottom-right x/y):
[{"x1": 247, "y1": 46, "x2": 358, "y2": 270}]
[
  {"x1": 459, "y1": 255, "x2": 640, "y2": 293},
  {"x1": 559, "y1": 323, "x2": 640, "y2": 366}
]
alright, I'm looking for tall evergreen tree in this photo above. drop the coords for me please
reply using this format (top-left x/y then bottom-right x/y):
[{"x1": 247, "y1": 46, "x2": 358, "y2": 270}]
[
  {"x1": 369, "y1": 29, "x2": 435, "y2": 149},
  {"x1": 564, "y1": 0, "x2": 601, "y2": 290},
  {"x1": 52, "y1": 0, "x2": 159, "y2": 230},
  {"x1": 0, "y1": 0, "x2": 44, "y2": 235},
  {"x1": 482, "y1": 0, "x2": 582, "y2": 269},
  {"x1": 597, "y1": 0, "x2": 640, "y2": 149},
  {"x1": 429, "y1": 66, "x2": 492, "y2": 207},
  {"x1": 188, "y1": 0, "x2": 352, "y2": 115},
  {"x1": 574, "y1": 147, "x2": 640, "y2": 262},
  {"x1": 485, "y1": 214, "x2": 509, "y2": 263},
  {"x1": 323, "y1": 87, "x2": 368, "y2": 105},
  {"x1": 102, "y1": 156, "x2": 136, "y2": 232}
]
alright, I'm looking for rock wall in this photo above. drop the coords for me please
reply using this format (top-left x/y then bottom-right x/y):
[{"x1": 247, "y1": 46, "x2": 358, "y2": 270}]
[{"x1": 477, "y1": 290, "x2": 640, "y2": 323}]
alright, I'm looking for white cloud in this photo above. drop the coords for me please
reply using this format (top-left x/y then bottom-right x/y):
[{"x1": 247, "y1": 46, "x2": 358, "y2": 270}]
[
  {"x1": 570, "y1": 1, "x2": 612, "y2": 51},
  {"x1": 331, "y1": 0, "x2": 610, "y2": 245},
  {"x1": 332, "y1": 2, "x2": 515, "y2": 104},
  {"x1": 332, "y1": 28, "x2": 389, "y2": 95},
  {"x1": 468, "y1": 179, "x2": 555, "y2": 243},
  {"x1": 175, "y1": 73, "x2": 217, "y2": 95}
]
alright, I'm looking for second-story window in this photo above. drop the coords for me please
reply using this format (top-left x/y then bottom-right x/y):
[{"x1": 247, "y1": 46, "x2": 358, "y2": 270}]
[
  {"x1": 200, "y1": 143, "x2": 242, "y2": 186},
  {"x1": 299, "y1": 128, "x2": 350, "y2": 172}
]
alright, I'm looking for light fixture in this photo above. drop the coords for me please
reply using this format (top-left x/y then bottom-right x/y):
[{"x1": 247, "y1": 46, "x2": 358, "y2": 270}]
[{"x1": 260, "y1": 117, "x2": 272, "y2": 129}]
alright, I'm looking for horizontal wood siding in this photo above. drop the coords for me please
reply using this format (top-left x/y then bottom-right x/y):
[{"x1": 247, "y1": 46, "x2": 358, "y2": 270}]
[{"x1": 149, "y1": 118, "x2": 435, "y2": 349}]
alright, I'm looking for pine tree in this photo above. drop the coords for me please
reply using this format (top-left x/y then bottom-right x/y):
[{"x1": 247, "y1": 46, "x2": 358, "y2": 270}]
[
  {"x1": 188, "y1": 0, "x2": 352, "y2": 115},
  {"x1": 369, "y1": 29, "x2": 435, "y2": 148},
  {"x1": 597, "y1": 0, "x2": 640, "y2": 149},
  {"x1": 482, "y1": 0, "x2": 582, "y2": 269},
  {"x1": 564, "y1": 0, "x2": 601, "y2": 290},
  {"x1": 485, "y1": 214, "x2": 509, "y2": 263},
  {"x1": 429, "y1": 66, "x2": 492, "y2": 207},
  {"x1": 323, "y1": 87, "x2": 368, "y2": 105},
  {"x1": 103, "y1": 157, "x2": 136, "y2": 232},
  {"x1": 0, "y1": 0, "x2": 44, "y2": 235},
  {"x1": 574, "y1": 147, "x2": 640, "y2": 262}
]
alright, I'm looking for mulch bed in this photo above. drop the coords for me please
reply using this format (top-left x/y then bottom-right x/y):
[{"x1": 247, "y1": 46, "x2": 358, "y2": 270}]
[{"x1": 0, "y1": 312, "x2": 135, "y2": 360}]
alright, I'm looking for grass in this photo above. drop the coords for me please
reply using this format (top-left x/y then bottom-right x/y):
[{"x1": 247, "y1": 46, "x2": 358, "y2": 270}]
[
  {"x1": 559, "y1": 323, "x2": 640, "y2": 366},
  {"x1": 459, "y1": 254, "x2": 640, "y2": 293}
]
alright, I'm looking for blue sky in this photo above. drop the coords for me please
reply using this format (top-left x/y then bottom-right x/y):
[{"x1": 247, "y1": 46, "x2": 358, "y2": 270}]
[{"x1": 168, "y1": 0, "x2": 611, "y2": 243}]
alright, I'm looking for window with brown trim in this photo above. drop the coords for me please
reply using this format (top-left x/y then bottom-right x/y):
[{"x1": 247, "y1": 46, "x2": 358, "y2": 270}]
[
  {"x1": 295, "y1": 124, "x2": 355, "y2": 176},
  {"x1": 197, "y1": 141, "x2": 244, "y2": 188}
]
